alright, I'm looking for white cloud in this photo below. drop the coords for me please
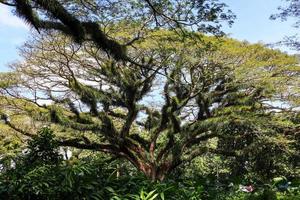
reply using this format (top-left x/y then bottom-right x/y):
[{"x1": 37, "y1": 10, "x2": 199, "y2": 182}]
[{"x1": 0, "y1": 5, "x2": 29, "y2": 30}]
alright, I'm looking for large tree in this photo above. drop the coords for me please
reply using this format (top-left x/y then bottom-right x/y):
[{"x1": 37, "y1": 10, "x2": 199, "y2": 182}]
[{"x1": 0, "y1": 29, "x2": 299, "y2": 180}]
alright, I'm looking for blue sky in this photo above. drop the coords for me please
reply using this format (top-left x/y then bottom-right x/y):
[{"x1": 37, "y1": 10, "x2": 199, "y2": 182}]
[
  {"x1": 0, "y1": 5, "x2": 30, "y2": 71},
  {"x1": 223, "y1": 0, "x2": 298, "y2": 48},
  {"x1": 0, "y1": 0, "x2": 298, "y2": 72}
]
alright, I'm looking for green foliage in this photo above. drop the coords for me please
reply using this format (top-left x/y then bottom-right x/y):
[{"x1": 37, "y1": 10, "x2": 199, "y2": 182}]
[
  {"x1": 0, "y1": 72, "x2": 19, "y2": 89},
  {"x1": 0, "y1": 2, "x2": 299, "y2": 198},
  {"x1": 0, "y1": 128, "x2": 62, "y2": 199},
  {"x1": 24, "y1": 127, "x2": 62, "y2": 167},
  {"x1": 0, "y1": 28, "x2": 299, "y2": 181},
  {"x1": 1, "y1": 156, "x2": 299, "y2": 200},
  {"x1": 0, "y1": 128, "x2": 298, "y2": 199}
]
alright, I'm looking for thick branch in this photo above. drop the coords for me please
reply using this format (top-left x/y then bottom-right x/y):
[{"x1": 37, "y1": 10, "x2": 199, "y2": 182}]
[{"x1": 57, "y1": 138, "x2": 119, "y2": 154}]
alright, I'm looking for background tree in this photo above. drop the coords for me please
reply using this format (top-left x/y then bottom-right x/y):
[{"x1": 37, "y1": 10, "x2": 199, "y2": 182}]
[
  {"x1": 271, "y1": 0, "x2": 300, "y2": 51},
  {"x1": 1, "y1": 29, "x2": 299, "y2": 181},
  {"x1": 0, "y1": 0, "x2": 235, "y2": 63}
]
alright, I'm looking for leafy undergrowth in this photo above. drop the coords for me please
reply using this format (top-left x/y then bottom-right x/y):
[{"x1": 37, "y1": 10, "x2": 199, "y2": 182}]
[
  {"x1": 0, "y1": 158, "x2": 299, "y2": 200},
  {"x1": 0, "y1": 128, "x2": 298, "y2": 200}
]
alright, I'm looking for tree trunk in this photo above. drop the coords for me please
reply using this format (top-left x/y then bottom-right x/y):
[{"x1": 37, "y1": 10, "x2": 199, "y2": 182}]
[{"x1": 136, "y1": 162, "x2": 170, "y2": 182}]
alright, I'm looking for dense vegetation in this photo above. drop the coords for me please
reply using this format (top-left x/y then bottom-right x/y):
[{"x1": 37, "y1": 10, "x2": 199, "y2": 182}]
[
  {"x1": 0, "y1": 128, "x2": 298, "y2": 199},
  {"x1": 0, "y1": 0, "x2": 299, "y2": 199}
]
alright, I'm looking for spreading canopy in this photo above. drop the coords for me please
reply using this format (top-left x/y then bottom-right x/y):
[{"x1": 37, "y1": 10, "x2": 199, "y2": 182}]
[{"x1": 0, "y1": 29, "x2": 299, "y2": 180}]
